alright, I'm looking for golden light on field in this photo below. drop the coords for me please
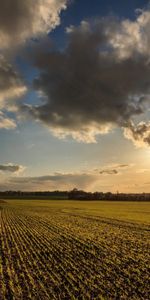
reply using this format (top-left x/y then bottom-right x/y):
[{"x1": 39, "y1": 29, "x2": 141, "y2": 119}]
[{"x1": 1, "y1": 200, "x2": 150, "y2": 299}]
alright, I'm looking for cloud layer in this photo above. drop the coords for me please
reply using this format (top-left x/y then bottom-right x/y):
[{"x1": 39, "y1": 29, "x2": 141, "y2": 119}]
[
  {"x1": 0, "y1": 164, "x2": 133, "y2": 191},
  {"x1": 0, "y1": 163, "x2": 148, "y2": 192},
  {"x1": 23, "y1": 10, "x2": 150, "y2": 143},
  {"x1": 0, "y1": 172, "x2": 98, "y2": 191}
]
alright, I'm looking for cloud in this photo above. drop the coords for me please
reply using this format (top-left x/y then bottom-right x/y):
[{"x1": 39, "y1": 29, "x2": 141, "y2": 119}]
[
  {"x1": 23, "y1": 10, "x2": 150, "y2": 144},
  {"x1": 124, "y1": 121, "x2": 150, "y2": 147},
  {"x1": 0, "y1": 55, "x2": 27, "y2": 111},
  {"x1": 0, "y1": 54, "x2": 27, "y2": 130},
  {"x1": 115, "y1": 164, "x2": 130, "y2": 168},
  {"x1": 0, "y1": 0, "x2": 68, "y2": 49},
  {"x1": 48, "y1": 123, "x2": 111, "y2": 143},
  {"x1": 99, "y1": 169, "x2": 118, "y2": 175},
  {"x1": 0, "y1": 1, "x2": 68, "y2": 131},
  {"x1": 108, "y1": 9, "x2": 150, "y2": 59},
  {"x1": 99, "y1": 163, "x2": 132, "y2": 175},
  {"x1": 0, "y1": 165, "x2": 145, "y2": 192},
  {"x1": 0, "y1": 112, "x2": 16, "y2": 129},
  {"x1": 0, "y1": 163, "x2": 25, "y2": 173},
  {"x1": 3, "y1": 172, "x2": 98, "y2": 191}
]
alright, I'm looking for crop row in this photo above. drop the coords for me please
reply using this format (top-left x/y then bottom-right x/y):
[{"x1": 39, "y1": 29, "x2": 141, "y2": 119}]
[{"x1": 0, "y1": 204, "x2": 150, "y2": 299}]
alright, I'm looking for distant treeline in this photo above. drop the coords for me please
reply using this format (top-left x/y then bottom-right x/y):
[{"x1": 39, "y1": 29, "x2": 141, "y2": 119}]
[{"x1": 0, "y1": 189, "x2": 150, "y2": 201}]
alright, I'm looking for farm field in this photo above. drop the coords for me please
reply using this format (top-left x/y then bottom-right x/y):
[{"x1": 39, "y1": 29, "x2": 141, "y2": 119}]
[{"x1": 0, "y1": 200, "x2": 150, "y2": 299}]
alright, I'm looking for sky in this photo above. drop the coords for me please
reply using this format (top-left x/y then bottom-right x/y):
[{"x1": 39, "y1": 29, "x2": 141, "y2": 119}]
[{"x1": 0, "y1": 0, "x2": 150, "y2": 193}]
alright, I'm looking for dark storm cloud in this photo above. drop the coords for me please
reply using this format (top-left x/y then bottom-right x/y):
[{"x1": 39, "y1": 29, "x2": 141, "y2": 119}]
[
  {"x1": 23, "y1": 15, "x2": 150, "y2": 143},
  {"x1": 0, "y1": 163, "x2": 24, "y2": 173}
]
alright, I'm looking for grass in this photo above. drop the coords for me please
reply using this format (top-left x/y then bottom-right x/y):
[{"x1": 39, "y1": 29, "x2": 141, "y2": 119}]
[{"x1": 1, "y1": 199, "x2": 150, "y2": 299}]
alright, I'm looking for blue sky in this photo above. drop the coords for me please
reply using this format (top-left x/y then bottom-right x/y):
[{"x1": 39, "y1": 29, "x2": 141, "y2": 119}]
[{"x1": 0, "y1": 0, "x2": 150, "y2": 192}]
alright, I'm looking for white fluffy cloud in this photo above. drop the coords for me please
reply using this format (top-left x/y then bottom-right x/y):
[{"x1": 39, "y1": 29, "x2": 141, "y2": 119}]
[
  {"x1": 108, "y1": 9, "x2": 150, "y2": 60},
  {"x1": 49, "y1": 123, "x2": 112, "y2": 143}
]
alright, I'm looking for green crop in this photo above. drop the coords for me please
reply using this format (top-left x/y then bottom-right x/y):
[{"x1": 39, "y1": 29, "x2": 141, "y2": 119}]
[{"x1": 0, "y1": 200, "x2": 150, "y2": 299}]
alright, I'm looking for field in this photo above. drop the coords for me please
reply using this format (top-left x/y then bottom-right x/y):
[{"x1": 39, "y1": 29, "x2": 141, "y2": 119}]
[{"x1": 0, "y1": 200, "x2": 150, "y2": 299}]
